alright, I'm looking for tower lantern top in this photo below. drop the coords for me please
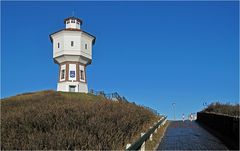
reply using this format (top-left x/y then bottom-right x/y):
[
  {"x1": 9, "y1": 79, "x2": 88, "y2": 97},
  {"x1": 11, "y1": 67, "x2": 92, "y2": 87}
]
[{"x1": 64, "y1": 16, "x2": 83, "y2": 29}]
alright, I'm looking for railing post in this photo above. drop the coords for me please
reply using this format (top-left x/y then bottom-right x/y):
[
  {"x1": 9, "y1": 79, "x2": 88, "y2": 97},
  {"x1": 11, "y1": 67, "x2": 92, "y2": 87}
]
[
  {"x1": 126, "y1": 143, "x2": 131, "y2": 149},
  {"x1": 150, "y1": 134, "x2": 153, "y2": 141},
  {"x1": 140, "y1": 133, "x2": 145, "y2": 151},
  {"x1": 162, "y1": 119, "x2": 166, "y2": 125}
]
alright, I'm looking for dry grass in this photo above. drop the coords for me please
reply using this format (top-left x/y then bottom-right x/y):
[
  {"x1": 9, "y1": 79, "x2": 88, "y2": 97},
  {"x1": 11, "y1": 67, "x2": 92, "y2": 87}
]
[
  {"x1": 202, "y1": 102, "x2": 239, "y2": 117},
  {"x1": 1, "y1": 90, "x2": 158, "y2": 150}
]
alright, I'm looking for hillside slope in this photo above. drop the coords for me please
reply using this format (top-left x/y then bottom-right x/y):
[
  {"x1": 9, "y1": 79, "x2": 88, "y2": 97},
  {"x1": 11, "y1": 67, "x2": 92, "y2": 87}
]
[{"x1": 1, "y1": 90, "x2": 159, "y2": 150}]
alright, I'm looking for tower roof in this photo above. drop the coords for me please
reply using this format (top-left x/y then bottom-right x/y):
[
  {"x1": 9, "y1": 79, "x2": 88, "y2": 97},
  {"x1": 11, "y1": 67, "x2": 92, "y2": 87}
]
[{"x1": 64, "y1": 16, "x2": 83, "y2": 25}]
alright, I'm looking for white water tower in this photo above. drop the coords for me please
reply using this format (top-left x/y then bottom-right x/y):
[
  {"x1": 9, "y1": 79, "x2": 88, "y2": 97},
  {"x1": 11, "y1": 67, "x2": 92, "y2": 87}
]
[{"x1": 50, "y1": 16, "x2": 95, "y2": 93}]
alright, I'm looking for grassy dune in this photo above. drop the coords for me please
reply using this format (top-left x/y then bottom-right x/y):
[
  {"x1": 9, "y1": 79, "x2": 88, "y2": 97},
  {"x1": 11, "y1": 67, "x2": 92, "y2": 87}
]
[
  {"x1": 202, "y1": 102, "x2": 239, "y2": 117},
  {"x1": 1, "y1": 90, "x2": 159, "y2": 150}
]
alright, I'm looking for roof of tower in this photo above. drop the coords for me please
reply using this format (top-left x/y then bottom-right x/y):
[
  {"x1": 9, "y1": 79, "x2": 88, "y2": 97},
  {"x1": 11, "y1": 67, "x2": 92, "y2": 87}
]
[
  {"x1": 64, "y1": 16, "x2": 83, "y2": 25},
  {"x1": 49, "y1": 28, "x2": 96, "y2": 44}
]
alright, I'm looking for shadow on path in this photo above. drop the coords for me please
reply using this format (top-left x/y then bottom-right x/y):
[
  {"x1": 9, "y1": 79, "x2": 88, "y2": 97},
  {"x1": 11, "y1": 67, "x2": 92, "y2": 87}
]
[{"x1": 157, "y1": 120, "x2": 228, "y2": 150}]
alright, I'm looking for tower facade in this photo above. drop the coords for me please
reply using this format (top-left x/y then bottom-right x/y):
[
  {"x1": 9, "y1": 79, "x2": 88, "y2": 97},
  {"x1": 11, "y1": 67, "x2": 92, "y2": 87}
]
[{"x1": 50, "y1": 17, "x2": 95, "y2": 93}]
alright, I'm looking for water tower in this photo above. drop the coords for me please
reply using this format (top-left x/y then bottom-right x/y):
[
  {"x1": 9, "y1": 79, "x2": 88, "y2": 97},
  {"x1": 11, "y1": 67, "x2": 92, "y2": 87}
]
[{"x1": 50, "y1": 17, "x2": 95, "y2": 93}]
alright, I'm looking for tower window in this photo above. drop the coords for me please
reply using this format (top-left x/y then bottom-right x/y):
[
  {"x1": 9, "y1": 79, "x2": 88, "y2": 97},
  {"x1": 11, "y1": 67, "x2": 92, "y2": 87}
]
[
  {"x1": 66, "y1": 21, "x2": 70, "y2": 24},
  {"x1": 71, "y1": 20, "x2": 75, "y2": 23},
  {"x1": 80, "y1": 70, "x2": 85, "y2": 80},
  {"x1": 71, "y1": 41, "x2": 74, "y2": 47},
  {"x1": 77, "y1": 22, "x2": 80, "y2": 25},
  {"x1": 85, "y1": 44, "x2": 88, "y2": 49},
  {"x1": 57, "y1": 43, "x2": 60, "y2": 48},
  {"x1": 61, "y1": 69, "x2": 65, "y2": 79}
]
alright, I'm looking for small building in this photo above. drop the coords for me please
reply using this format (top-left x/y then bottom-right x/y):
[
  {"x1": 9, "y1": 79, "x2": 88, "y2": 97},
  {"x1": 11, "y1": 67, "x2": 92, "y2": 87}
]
[{"x1": 50, "y1": 16, "x2": 96, "y2": 93}]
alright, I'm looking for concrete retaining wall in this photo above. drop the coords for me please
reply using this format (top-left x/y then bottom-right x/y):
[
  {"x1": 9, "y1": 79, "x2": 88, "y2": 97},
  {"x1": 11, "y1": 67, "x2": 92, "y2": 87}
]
[{"x1": 197, "y1": 112, "x2": 239, "y2": 150}]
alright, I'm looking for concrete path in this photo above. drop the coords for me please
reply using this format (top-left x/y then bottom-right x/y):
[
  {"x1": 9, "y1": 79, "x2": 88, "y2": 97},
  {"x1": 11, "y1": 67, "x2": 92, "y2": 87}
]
[{"x1": 157, "y1": 120, "x2": 228, "y2": 150}]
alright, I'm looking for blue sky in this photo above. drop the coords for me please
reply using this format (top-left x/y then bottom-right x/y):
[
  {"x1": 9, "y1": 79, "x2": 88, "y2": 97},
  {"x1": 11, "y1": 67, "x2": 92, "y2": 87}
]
[{"x1": 1, "y1": 1, "x2": 239, "y2": 119}]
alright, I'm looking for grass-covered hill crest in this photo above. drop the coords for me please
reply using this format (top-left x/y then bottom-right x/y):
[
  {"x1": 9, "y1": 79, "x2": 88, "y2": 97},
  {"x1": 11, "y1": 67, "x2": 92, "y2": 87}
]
[{"x1": 1, "y1": 90, "x2": 159, "y2": 150}]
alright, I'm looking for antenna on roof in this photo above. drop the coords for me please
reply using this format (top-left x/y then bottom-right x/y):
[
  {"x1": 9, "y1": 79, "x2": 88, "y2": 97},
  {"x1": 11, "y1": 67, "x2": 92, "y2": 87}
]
[{"x1": 72, "y1": 10, "x2": 75, "y2": 17}]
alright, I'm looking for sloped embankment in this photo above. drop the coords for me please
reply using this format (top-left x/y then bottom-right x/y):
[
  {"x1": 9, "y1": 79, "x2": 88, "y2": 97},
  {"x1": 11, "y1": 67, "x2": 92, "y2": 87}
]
[{"x1": 1, "y1": 90, "x2": 158, "y2": 150}]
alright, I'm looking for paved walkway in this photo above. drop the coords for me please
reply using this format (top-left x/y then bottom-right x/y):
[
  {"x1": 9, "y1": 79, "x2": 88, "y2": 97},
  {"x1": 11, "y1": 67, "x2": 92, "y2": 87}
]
[{"x1": 157, "y1": 120, "x2": 228, "y2": 150}]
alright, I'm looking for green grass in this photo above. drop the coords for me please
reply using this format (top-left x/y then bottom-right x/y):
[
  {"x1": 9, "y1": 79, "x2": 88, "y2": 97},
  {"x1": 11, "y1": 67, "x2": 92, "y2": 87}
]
[
  {"x1": 1, "y1": 90, "x2": 159, "y2": 150},
  {"x1": 202, "y1": 102, "x2": 239, "y2": 117}
]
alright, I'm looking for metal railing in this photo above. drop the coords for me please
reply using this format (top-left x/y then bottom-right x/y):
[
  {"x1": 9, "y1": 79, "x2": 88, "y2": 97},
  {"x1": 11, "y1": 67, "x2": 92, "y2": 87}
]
[
  {"x1": 142, "y1": 106, "x2": 159, "y2": 116},
  {"x1": 126, "y1": 116, "x2": 167, "y2": 150},
  {"x1": 89, "y1": 89, "x2": 128, "y2": 102},
  {"x1": 89, "y1": 89, "x2": 160, "y2": 116}
]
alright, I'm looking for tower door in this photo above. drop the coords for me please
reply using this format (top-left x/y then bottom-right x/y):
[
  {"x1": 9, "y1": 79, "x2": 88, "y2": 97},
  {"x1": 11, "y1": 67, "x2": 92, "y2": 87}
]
[{"x1": 69, "y1": 85, "x2": 76, "y2": 92}]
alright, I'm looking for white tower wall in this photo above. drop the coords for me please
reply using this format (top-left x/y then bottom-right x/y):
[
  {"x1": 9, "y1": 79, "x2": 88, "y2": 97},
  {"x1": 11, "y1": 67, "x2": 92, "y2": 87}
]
[
  {"x1": 57, "y1": 82, "x2": 88, "y2": 93},
  {"x1": 52, "y1": 31, "x2": 94, "y2": 62}
]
